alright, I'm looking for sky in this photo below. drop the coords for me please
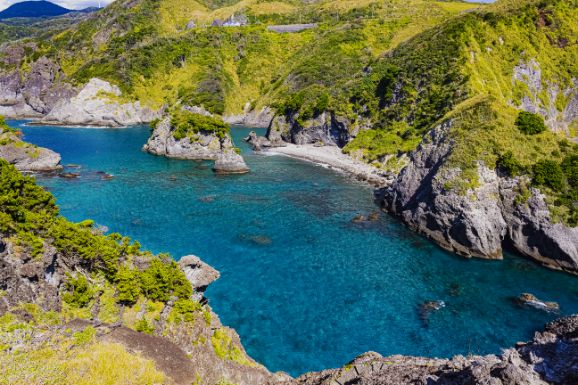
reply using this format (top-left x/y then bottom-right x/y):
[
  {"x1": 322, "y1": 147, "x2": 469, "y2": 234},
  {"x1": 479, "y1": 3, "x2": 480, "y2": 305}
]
[{"x1": 0, "y1": 0, "x2": 115, "y2": 11}]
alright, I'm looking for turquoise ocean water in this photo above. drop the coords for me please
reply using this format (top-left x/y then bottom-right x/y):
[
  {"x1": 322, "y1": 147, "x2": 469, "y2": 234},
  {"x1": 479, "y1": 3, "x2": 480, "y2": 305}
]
[{"x1": 11, "y1": 120, "x2": 578, "y2": 376}]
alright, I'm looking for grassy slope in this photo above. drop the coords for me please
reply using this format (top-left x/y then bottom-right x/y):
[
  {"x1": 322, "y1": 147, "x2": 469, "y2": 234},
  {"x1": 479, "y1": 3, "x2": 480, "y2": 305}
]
[{"x1": 4, "y1": 0, "x2": 479, "y2": 116}]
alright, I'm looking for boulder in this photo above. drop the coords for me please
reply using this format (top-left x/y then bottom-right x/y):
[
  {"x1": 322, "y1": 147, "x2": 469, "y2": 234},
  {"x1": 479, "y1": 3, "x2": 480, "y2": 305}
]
[
  {"x1": 178, "y1": 255, "x2": 220, "y2": 302},
  {"x1": 213, "y1": 151, "x2": 250, "y2": 175}
]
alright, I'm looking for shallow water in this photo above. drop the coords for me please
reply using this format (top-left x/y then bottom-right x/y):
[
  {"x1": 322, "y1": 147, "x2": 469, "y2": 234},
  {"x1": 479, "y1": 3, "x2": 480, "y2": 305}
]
[{"x1": 11, "y1": 120, "x2": 578, "y2": 376}]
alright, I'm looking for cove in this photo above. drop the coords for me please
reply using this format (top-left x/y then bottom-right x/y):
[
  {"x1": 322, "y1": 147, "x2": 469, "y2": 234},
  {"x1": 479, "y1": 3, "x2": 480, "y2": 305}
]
[{"x1": 11, "y1": 119, "x2": 578, "y2": 377}]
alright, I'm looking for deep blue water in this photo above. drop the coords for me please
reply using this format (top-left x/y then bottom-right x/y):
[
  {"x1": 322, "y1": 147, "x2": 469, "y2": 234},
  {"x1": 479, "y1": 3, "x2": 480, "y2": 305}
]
[{"x1": 10, "y1": 120, "x2": 578, "y2": 376}]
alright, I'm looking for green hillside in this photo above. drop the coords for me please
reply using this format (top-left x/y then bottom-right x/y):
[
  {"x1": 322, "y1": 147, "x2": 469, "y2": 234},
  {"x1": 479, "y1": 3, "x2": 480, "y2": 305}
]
[{"x1": 2, "y1": 0, "x2": 481, "y2": 115}]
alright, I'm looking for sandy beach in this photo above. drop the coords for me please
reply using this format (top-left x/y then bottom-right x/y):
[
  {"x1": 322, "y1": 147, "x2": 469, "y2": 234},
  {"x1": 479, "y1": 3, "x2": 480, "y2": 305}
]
[{"x1": 264, "y1": 144, "x2": 393, "y2": 187}]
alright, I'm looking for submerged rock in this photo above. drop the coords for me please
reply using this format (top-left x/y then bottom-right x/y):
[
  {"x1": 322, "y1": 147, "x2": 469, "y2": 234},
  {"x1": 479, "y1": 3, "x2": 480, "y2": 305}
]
[
  {"x1": 516, "y1": 293, "x2": 560, "y2": 313},
  {"x1": 419, "y1": 300, "x2": 446, "y2": 326}
]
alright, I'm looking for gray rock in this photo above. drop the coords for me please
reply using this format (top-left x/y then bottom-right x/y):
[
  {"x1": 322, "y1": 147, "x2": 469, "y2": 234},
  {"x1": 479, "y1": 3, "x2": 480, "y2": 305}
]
[
  {"x1": 0, "y1": 132, "x2": 61, "y2": 172},
  {"x1": 178, "y1": 255, "x2": 220, "y2": 302},
  {"x1": 288, "y1": 315, "x2": 578, "y2": 385},
  {"x1": 223, "y1": 106, "x2": 275, "y2": 128},
  {"x1": 42, "y1": 78, "x2": 160, "y2": 127},
  {"x1": 213, "y1": 151, "x2": 250, "y2": 175},
  {"x1": 380, "y1": 121, "x2": 578, "y2": 272},
  {"x1": 266, "y1": 111, "x2": 350, "y2": 148},
  {"x1": 144, "y1": 116, "x2": 236, "y2": 160}
]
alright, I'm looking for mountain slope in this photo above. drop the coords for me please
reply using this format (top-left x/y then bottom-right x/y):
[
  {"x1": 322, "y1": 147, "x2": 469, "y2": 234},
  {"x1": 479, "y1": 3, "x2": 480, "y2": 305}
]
[{"x1": 0, "y1": 1, "x2": 71, "y2": 19}]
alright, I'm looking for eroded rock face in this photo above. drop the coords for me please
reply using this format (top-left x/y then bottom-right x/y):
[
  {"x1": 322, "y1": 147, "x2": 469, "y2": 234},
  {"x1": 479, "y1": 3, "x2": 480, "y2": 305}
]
[
  {"x1": 178, "y1": 255, "x2": 220, "y2": 302},
  {"x1": 380, "y1": 122, "x2": 578, "y2": 272},
  {"x1": 0, "y1": 240, "x2": 70, "y2": 315},
  {"x1": 0, "y1": 132, "x2": 62, "y2": 172},
  {"x1": 0, "y1": 54, "x2": 75, "y2": 118},
  {"x1": 42, "y1": 78, "x2": 160, "y2": 127},
  {"x1": 266, "y1": 112, "x2": 351, "y2": 147},
  {"x1": 223, "y1": 105, "x2": 275, "y2": 128}
]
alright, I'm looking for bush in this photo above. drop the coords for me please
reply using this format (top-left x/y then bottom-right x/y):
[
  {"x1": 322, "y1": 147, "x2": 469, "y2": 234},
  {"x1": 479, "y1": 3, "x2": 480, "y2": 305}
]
[
  {"x1": 533, "y1": 160, "x2": 564, "y2": 190},
  {"x1": 115, "y1": 267, "x2": 141, "y2": 305},
  {"x1": 515, "y1": 111, "x2": 547, "y2": 135},
  {"x1": 496, "y1": 151, "x2": 524, "y2": 176},
  {"x1": 62, "y1": 274, "x2": 93, "y2": 308}
]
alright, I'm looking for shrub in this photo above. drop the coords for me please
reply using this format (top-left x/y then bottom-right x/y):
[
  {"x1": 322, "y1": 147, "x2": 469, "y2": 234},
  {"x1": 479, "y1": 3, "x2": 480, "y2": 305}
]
[
  {"x1": 533, "y1": 160, "x2": 564, "y2": 190},
  {"x1": 515, "y1": 111, "x2": 547, "y2": 135},
  {"x1": 62, "y1": 274, "x2": 93, "y2": 308},
  {"x1": 115, "y1": 267, "x2": 141, "y2": 305},
  {"x1": 139, "y1": 258, "x2": 192, "y2": 302},
  {"x1": 496, "y1": 151, "x2": 524, "y2": 176},
  {"x1": 135, "y1": 317, "x2": 155, "y2": 335}
]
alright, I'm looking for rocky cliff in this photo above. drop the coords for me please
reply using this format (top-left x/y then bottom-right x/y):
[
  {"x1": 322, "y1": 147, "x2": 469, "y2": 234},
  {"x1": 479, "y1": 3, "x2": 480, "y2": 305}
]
[
  {"x1": 144, "y1": 108, "x2": 249, "y2": 174},
  {"x1": 41, "y1": 78, "x2": 160, "y2": 127},
  {"x1": 379, "y1": 118, "x2": 578, "y2": 273},
  {"x1": 3, "y1": 151, "x2": 578, "y2": 385}
]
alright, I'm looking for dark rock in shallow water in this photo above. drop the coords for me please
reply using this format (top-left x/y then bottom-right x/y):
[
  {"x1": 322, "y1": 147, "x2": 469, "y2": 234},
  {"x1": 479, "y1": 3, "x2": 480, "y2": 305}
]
[
  {"x1": 59, "y1": 172, "x2": 80, "y2": 179},
  {"x1": 419, "y1": 300, "x2": 446, "y2": 326},
  {"x1": 352, "y1": 214, "x2": 367, "y2": 223},
  {"x1": 516, "y1": 293, "x2": 560, "y2": 313}
]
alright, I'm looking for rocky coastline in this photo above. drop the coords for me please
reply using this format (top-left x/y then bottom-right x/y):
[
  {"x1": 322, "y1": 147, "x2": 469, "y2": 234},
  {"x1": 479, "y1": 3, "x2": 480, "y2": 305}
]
[{"x1": 378, "y1": 121, "x2": 578, "y2": 274}]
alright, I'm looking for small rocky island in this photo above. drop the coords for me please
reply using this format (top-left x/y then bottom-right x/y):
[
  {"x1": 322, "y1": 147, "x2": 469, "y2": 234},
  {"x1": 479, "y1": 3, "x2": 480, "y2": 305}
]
[
  {"x1": 0, "y1": 116, "x2": 61, "y2": 171},
  {"x1": 144, "y1": 107, "x2": 250, "y2": 174}
]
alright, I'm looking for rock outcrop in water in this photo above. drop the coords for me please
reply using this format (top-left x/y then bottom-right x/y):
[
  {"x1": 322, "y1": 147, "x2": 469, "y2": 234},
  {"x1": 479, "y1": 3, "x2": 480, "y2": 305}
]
[
  {"x1": 0, "y1": 126, "x2": 61, "y2": 171},
  {"x1": 379, "y1": 121, "x2": 578, "y2": 273},
  {"x1": 144, "y1": 109, "x2": 250, "y2": 174}
]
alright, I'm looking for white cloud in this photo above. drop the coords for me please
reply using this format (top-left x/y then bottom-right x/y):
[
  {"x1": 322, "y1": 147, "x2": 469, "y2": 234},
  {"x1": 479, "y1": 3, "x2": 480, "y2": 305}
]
[{"x1": 0, "y1": 0, "x2": 115, "y2": 12}]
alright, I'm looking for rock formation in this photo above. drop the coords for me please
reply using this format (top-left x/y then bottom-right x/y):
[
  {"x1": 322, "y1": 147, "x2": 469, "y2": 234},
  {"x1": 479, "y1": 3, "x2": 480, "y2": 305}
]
[
  {"x1": 0, "y1": 131, "x2": 61, "y2": 172},
  {"x1": 144, "y1": 111, "x2": 250, "y2": 174},
  {"x1": 41, "y1": 78, "x2": 160, "y2": 127},
  {"x1": 379, "y1": 122, "x2": 578, "y2": 273}
]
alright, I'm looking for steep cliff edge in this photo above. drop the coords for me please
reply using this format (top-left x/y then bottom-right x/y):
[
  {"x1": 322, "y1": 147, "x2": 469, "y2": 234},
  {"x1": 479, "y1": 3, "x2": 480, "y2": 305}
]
[
  {"x1": 379, "y1": 111, "x2": 578, "y2": 273},
  {"x1": 0, "y1": 160, "x2": 271, "y2": 385},
  {"x1": 144, "y1": 107, "x2": 250, "y2": 174}
]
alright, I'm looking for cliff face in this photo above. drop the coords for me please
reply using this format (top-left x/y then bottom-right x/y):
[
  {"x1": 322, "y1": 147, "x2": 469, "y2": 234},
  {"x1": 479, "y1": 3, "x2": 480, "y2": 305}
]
[
  {"x1": 0, "y1": 52, "x2": 75, "y2": 118},
  {"x1": 41, "y1": 78, "x2": 160, "y2": 127},
  {"x1": 379, "y1": 121, "x2": 578, "y2": 273}
]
